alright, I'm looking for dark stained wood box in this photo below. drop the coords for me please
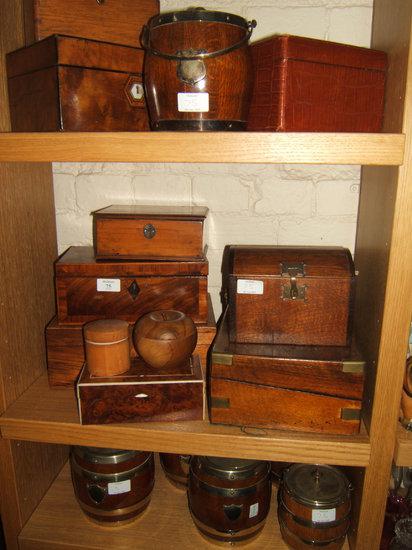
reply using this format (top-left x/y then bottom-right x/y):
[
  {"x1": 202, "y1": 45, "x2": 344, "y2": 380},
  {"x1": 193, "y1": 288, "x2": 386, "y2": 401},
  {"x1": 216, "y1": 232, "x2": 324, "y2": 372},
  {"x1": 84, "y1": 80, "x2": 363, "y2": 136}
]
[
  {"x1": 227, "y1": 245, "x2": 355, "y2": 347},
  {"x1": 247, "y1": 34, "x2": 387, "y2": 132},
  {"x1": 55, "y1": 246, "x2": 208, "y2": 325},
  {"x1": 23, "y1": 0, "x2": 159, "y2": 47},
  {"x1": 46, "y1": 294, "x2": 217, "y2": 387},
  {"x1": 6, "y1": 35, "x2": 149, "y2": 131},
  {"x1": 93, "y1": 205, "x2": 208, "y2": 261},
  {"x1": 209, "y1": 309, "x2": 364, "y2": 435},
  {"x1": 77, "y1": 354, "x2": 204, "y2": 424}
]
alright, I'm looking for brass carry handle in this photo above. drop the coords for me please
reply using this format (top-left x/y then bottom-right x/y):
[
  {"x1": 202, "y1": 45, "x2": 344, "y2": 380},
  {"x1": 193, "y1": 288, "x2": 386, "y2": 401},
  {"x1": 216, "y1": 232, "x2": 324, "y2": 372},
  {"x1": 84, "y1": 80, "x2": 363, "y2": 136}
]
[{"x1": 141, "y1": 20, "x2": 256, "y2": 61}]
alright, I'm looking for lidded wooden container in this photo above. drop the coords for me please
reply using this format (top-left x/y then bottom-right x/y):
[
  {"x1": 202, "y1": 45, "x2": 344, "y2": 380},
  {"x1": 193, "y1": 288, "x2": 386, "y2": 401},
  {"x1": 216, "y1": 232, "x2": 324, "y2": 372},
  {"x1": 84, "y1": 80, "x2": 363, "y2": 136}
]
[
  {"x1": 278, "y1": 463, "x2": 351, "y2": 549},
  {"x1": 70, "y1": 446, "x2": 155, "y2": 526},
  {"x1": 83, "y1": 319, "x2": 130, "y2": 377}
]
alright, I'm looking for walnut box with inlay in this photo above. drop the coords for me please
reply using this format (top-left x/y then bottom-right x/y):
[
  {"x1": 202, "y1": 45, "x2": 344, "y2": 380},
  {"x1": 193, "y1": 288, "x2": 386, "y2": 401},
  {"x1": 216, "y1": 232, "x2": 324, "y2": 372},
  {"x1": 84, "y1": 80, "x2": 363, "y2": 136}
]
[
  {"x1": 77, "y1": 354, "x2": 205, "y2": 424},
  {"x1": 92, "y1": 205, "x2": 208, "y2": 261},
  {"x1": 227, "y1": 245, "x2": 355, "y2": 347},
  {"x1": 209, "y1": 308, "x2": 364, "y2": 435},
  {"x1": 54, "y1": 246, "x2": 208, "y2": 325}
]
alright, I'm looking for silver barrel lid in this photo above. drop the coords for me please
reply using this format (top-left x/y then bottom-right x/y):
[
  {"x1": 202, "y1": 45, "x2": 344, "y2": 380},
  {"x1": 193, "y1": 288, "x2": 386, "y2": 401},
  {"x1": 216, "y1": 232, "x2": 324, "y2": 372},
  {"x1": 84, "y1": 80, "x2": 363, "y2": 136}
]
[
  {"x1": 283, "y1": 464, "x2": 351, "y2": 508},
  {"x1": 148, "y1": 8, "x2": 250, "y2": 30},
  {"x1": 72, "y1": 446, "x2": 140, "y2": 465},
  {"x1": 198, "y1": 456, "x2": 269, "y2": 480}
]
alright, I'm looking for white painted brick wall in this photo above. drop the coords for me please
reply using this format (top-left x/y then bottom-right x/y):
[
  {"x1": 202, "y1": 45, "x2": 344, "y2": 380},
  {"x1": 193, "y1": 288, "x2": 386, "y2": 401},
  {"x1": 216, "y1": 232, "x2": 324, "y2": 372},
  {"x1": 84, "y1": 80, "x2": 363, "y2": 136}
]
[{"x1": 53, "y1": 0, "x2": 373, "y2": 318}]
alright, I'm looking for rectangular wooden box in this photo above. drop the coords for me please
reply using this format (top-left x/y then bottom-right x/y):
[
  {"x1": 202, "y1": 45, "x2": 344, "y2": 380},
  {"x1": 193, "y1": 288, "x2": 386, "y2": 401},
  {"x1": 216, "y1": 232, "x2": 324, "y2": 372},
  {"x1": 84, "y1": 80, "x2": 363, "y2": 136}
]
[
  {"x1": 7, "y1": 35, "x2": 149, "y2": 132},
  {"x1": 209, "y1": 309, "x2": 364, "y2": 435},
  {"x1": 93, "y1": 205, "x2": 208, "y2": 261},
  {"x1": 227, "y1": 245, "x2": 355, "y2": 346},
  {"x1": 55, "y1": 246, "x2": 208, "y2": 325},
  {"x1": 46, "y1": 294, "x2": 216, "y2": 387},
  {"x1": 247, "y1": 34, "x2": 387, "y2": 132},
  {"x1": 23, "y1": 0, "x2": 159, "y2": 47},
  {"x1": 77, "y1": 354, "x2": 204, "y2": 424}
]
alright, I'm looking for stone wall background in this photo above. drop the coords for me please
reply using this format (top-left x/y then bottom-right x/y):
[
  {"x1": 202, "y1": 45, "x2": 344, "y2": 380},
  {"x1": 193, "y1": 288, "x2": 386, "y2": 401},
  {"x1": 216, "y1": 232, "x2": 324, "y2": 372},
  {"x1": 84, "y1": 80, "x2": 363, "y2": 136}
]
[{"x1": 53, "y1": 0, "x2": 373, "y2": 318}]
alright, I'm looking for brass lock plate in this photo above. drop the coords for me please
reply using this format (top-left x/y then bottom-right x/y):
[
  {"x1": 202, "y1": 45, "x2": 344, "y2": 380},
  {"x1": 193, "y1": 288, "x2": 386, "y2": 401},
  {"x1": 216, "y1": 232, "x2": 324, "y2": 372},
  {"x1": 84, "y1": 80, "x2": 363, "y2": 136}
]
[{"x1": 281, "y1": 262, "x2": 307, "y2": 301}]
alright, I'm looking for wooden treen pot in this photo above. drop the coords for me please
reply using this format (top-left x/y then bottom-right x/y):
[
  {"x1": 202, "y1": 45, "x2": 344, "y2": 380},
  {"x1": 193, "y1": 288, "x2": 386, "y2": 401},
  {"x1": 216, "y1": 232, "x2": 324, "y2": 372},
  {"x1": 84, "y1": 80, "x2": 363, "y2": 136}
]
[
  {"x1": 159, "y1": 452, "x2": 192, "y2": 489},
  {"x1": 70, "y1": 446, "x2": 155, "y2": 526},
  {"x1": 188, "y1": 456, "x2": 271, "y2": 544},
  {"x1": 133, "y1": 310, "x2": 197, "y2": 369},
  {"x1": 278, "y1": 464, "x2": 352, "y2": 549},
  {"x1": 142, "y1": 7, "x2": 256, "y2": 131}
]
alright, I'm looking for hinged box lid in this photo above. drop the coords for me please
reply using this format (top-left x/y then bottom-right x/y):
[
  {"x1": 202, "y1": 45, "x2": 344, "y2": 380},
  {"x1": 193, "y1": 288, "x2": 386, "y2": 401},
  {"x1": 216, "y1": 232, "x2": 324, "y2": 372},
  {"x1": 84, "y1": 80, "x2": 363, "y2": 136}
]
[
  {"x1": 229, "y1": 245, "x2": 354, "y2": 279},
  {"x1": 252, "y1": 34, "x2": 387, "y2": 71},
  {"x1": 6, "y1": 34, "x2": 144, "y2": 79},
  {"x1": 92, "y1": 205, "x2": 209, "y2": 222},
  {"x1": 55, "y1": 246, "x2": 208, "y2": 277}
]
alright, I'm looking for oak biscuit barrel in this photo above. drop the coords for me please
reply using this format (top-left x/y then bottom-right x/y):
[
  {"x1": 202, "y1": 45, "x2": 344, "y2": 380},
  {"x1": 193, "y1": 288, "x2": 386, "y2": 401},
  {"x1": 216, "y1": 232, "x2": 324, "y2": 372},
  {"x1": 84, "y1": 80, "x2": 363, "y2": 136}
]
[
  {"x1": 142, "y1": 7, "x2": 256, "y2": 131},
  {"x1": 188, "y1": 456, "x2": 271, "y2": 544},
  {"x1": 70, "y1": 446, "x2": 155, "y2": 526},
  {"x1": 278, "y1": 464, "x2": 351, "y2": 549},
  {"x1": 159, "y1": 453, "x2": 192, "y2": 489}
]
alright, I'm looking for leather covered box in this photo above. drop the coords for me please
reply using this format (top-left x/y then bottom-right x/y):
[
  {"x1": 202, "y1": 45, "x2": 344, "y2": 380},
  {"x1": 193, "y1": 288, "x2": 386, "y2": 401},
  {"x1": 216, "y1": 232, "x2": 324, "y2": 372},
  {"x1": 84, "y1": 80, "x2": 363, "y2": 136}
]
[
  {"x1": 247, "y1": 34, "x2": 387, "y2": 132},
  {"x1": 77, "y1": 354, "x2": 204, "y2": 424},
  {"x1": 7, "y1": 35, "x2": 148, "y2": 131},
  {"x1": 23, "y1": 0, "x2": 159, "y2": 47},
  {"x1": 46, "y1": 294, "x2": 216, "y2": 386},
  {"x1": 227, "y1": 245, "x2": 355, "y2": 347},
  {"x1": 209, "y1": 309, "x2": 364, "y2": 435},
  {"x1": 55, "y1": 246, "x2": 208, "y2": 324},
  {"x1": 93, "y1": 205, "x2": 208, "y2": 261}
]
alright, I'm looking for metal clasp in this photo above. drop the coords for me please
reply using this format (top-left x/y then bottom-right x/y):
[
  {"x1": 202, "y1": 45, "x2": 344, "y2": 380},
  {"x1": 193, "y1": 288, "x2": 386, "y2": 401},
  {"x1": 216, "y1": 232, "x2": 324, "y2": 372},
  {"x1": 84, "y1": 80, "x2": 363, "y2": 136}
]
[{"x1": 281, "y1": 262, "x2": 306, "y2": 301}]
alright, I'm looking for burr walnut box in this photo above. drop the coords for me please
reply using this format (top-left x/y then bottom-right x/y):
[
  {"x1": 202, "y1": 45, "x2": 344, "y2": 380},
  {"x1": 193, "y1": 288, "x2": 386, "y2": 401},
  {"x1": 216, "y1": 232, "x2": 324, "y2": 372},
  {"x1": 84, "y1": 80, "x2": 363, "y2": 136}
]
[
  {"x1": 55, "y1": 246, "x2": 208, "y2": 325},
  {"x1": 92, "y1": 205, "x2": 208, "y2": 261},
  {"x1": 6, "y1": 35, "x2": 148, "y2": 131},
  {"x1": 23, "y1": 0, "x2": 159, "y2": 47},
  {"x1": 77, "y1": 354, "x2": 204, "y2": 424},
  {"x1": 209, "y1": 309, "x2": 364, "y2": 435},
  {"x1": 227, "y1": 245, "x2": 355, "y2": 347},
  {"x1": 247, "y1": 34, "x2": 387, "y2": 132}
]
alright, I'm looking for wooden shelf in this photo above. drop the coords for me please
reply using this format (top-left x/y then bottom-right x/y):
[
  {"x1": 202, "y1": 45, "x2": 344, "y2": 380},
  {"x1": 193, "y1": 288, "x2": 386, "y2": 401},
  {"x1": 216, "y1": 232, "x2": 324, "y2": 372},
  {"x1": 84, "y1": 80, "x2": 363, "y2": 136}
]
[
  {"x1": 0, "y1": 374, "x2": 370, "y2": 466},
  {"x1": 0, "y1": 131, "x2": 405, "y2": 165},
  {"x1": 393, "y1": 423, "x2": 412, "y2": 466},
  {"x1": 19, "y1": 459, "x2": 349, "y2": 550}
]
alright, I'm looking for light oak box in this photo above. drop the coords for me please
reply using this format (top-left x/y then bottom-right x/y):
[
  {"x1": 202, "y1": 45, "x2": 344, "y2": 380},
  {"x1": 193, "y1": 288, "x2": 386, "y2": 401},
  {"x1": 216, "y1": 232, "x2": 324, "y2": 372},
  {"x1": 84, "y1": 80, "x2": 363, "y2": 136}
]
[{"x1": 93, "y1": 205, "x2": 209, "y2": 261}]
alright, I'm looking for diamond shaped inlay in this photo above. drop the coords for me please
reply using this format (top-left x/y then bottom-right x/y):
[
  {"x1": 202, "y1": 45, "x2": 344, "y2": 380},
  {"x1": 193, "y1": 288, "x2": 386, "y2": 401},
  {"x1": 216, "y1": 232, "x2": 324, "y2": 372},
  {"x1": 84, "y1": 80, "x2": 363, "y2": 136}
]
[{"x1": 128, "y1": 280, "x2": 140, "y2": 300}]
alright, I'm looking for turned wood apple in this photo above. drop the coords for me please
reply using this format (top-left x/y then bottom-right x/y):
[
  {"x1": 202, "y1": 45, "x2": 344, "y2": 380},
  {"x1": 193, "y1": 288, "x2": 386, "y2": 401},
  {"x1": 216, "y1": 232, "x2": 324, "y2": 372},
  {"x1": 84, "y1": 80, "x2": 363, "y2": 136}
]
[{"x1": 132, "y1": 310, "x2": 197, "y2": 369}]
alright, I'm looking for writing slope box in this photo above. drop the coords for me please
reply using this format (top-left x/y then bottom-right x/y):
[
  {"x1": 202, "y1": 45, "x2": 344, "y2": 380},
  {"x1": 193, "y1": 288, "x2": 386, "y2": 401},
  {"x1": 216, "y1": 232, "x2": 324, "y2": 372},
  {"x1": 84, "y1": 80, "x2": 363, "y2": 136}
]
[
  {"x1": 209, "y1": 309, "x2": 364, "y2": 436},
  {"x1": 77, "y1": 355, "x2": 204, "y2": 424},
  {"x1": 247, "y1": 34, "x2": 387, "y2": 132},
  {"x1": 23, "y1": 0, "x2": 159, "y2": 47},
  {"x1": 55, "y1": 246, "x2": 208, "y2": 325},
  {"x1": 93, "y1": 205, "x2": 208, "y2": 261},
  {"x1": 227, "y1": 245, "x2": 355, "y2": 347},
  {"x1": 7, "y1": 35, "x2": 148, "y2": 132},
  {"x1": 46, "y1": 294, "x2": 217, "y2": 387}
]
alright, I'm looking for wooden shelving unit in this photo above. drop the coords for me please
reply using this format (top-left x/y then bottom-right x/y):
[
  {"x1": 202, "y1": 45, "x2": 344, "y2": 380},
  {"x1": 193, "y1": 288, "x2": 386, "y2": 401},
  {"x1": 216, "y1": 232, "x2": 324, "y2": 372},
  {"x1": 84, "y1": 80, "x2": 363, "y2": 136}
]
[{"x1": 1, "y1": 1, "x2": 412, "y2": 549}]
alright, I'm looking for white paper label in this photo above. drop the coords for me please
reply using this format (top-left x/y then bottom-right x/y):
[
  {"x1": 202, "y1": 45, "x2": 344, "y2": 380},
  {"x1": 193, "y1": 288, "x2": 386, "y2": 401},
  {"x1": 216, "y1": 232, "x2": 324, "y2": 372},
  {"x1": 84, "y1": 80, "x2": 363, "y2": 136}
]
[
  {"x1": 249, "y1": 502, "x2": 259, "y2": 518},
  {"x1": 311, "y1": 508, "x2": 336, "y2": 523},
  {"x1": 108, "y1": 479, "x2": 131, "y2": 495},
  {"x1": 178, "y1": 92, "x2": 209, "y2": 112},
  {"x1": 96, "y1": 278, "x2": 121, "y2": 292},
  {"x1": 237, "y1": 279, "x2": 264, "y2": 295}
]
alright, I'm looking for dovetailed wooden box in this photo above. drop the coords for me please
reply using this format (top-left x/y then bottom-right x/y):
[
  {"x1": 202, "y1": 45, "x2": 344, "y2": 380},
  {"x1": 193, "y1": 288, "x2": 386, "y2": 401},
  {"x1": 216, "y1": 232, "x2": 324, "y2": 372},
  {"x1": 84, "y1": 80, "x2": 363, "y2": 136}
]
[
  {"x1": 209, "y1": 309, "x2": 364, "y2": 435},
  {"x1": 227, "y1": 245, "x2": 355, "y2": 347},
  {"x1": 55, "y1": 246, "x2": 208, "y2": 325},
  {"x1": 46, "y1": 294, "x2": 216, "y2": 387},
  {"x1": 7, "y1": 35, "x2": 148, "y2": 132},
  {"x1": 93, "y1": 205, "x2": 208, "y2": 261},
  {"x1": 77, "y1": 355, "x2": 204, "y2": 424},
  {"x1": 23, "y1": 0, "x2": 159, "y2": 47},
  {"x1": 247, "y1": 34, "x2": 387, "y2": 132}
]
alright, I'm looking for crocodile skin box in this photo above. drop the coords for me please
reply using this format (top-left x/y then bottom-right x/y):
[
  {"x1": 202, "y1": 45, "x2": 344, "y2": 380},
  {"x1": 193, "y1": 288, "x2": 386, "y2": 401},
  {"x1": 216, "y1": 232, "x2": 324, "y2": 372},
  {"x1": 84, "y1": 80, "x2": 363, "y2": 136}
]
[{"x1": 247, "y1": 34, "x2": 387, "y2": 132}]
